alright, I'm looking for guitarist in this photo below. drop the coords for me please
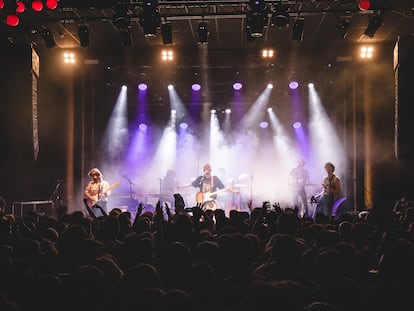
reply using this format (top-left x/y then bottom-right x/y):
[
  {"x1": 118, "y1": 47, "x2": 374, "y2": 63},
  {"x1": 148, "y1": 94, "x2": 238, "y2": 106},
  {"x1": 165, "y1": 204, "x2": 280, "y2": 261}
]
[
  {"x1": 84, "y1": 168, "x2": 111, "y2": 218},
  {"x1": 178, "y1": 163, "x2": 226, "y2": 211}
]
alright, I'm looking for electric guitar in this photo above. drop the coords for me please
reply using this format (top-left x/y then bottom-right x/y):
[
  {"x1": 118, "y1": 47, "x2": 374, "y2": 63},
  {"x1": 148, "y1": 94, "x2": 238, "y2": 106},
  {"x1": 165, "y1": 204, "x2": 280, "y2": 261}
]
[
  {"x1": 195, "y1": 186, "x2": 236, "y2": 204},
  {"x1": 84, "y1": 181, "x2": 121, "y2": 208}
]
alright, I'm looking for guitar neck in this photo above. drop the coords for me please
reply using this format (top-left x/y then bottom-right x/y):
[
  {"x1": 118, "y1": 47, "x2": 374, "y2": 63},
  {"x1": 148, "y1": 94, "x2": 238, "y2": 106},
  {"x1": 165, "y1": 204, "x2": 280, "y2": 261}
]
[{"x1": 209, "y1": 187, "x2": 228, "y2": 196}]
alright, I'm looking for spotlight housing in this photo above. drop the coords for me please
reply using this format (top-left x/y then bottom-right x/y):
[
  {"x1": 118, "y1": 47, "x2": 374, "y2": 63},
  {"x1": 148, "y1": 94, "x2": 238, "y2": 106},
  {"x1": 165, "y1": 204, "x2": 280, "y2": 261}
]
[
  {"x1": 246, "y1": 0, "x2": 267, "y2": 38},
  {"x1": 161, "y1": 22, "x2": 173, "y2": 44},
  {"x1": 337, "y1": 17, "x2": 351, "y2": 39},
  {"x1": 41, "y1": 26, "x2": 56, "y2": 48},
  {"x1": 292, "y1": 17, "x2": 304, "y2": 41},
  {"x1": 272, "y1": 2, "x2": 290, "y2": 28},
  {"x1": 363, "y1": 13, "x2": 383, "y2": 38},
  {"x1": 78, "y1": 24, "x2": 90, "y2": 47},
  {"x1": 197, "y1": 22, "x2": 209, "y2": 44},
  {"x1": 140, "y1": 0, "x2": 161, "y2": 38}
]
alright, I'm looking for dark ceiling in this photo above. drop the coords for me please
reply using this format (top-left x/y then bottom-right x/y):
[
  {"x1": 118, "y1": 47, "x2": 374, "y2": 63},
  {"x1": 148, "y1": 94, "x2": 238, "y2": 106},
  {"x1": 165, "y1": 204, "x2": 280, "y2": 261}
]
[{"x1": 1, "y1": 0, "x2": 414, "y2": 54}]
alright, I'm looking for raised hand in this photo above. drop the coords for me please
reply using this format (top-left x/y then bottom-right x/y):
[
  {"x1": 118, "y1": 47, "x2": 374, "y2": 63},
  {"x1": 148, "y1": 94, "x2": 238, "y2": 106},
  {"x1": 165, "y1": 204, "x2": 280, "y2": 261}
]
[
  {"x1": 164, "y1": 202, "x2": 171, "y2": 218},
  {"x1": 247, "y1": 199, "x2": 253, "y2": 212},
  {"x1": 192, "y1": 203, "x2": 203, "y2": 221},
  {"x1": 137, "y1": 201, "x2": 144, "y2": 216},
  {"x1": 273, "y1": 202, "x2": 281, "y2": 210}
]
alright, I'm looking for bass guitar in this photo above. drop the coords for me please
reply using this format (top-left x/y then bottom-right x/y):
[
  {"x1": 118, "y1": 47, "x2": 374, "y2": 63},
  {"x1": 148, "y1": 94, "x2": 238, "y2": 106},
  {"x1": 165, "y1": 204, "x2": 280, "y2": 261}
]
[{"x1": 195, "y1": 186, "x2": 236, "y2": 204}]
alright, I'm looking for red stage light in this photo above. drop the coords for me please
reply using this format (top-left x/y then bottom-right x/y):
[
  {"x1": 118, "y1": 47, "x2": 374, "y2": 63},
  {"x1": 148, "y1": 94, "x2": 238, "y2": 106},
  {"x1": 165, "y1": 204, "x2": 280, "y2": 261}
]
[
  {"x1": 6, "y1": 14, "x2": 19, "y2": 27},
  {"x1": 16, "y1": 1, "x2": 25, "y2": 13},
  {"x1": 32, "y1": 0, "x2": 43, "y2": 12},
  {"x1": 0, "y1": 0, "x2": 4, "y2": 10},
  {"x1": 46, "y1": 0, "x2": 58, "y2": 10},
  {"x1": 358, "y1": 0, "x2": 371, "y2": 11}
]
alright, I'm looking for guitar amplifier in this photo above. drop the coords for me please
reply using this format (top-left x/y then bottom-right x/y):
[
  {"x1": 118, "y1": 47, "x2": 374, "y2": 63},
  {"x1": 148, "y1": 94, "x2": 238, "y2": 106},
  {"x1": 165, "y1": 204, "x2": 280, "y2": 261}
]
[{"x1": 11, "y1": 201, "x2": 54, "y2": 218}]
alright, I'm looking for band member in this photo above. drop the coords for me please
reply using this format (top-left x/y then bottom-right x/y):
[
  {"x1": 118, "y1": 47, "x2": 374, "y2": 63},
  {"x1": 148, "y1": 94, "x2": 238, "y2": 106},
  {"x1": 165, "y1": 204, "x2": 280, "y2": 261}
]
[
  {"x1": 84, "y1": 168, "x2": 111, "y2": 218},
  {"x1": 288, "y1": 158, "x2": 310, "y2": 217},
  {"x1": 314, "y1": 162, "x2": 340, "y2": 220},
  {"x1": 178, "y1": 163, "x2": 226, "y2": 211}
]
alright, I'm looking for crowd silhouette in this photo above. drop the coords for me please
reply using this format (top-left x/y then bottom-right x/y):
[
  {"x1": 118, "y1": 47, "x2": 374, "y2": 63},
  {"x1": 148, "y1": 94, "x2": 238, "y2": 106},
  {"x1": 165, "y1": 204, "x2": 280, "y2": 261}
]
[{"x1": 0, "y1": 194, "x2": 413, "y2": 311}]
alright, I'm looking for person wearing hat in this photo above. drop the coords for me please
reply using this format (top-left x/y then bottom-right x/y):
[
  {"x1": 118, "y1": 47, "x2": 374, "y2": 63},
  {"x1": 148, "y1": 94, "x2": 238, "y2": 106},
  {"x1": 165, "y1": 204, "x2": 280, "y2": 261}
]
[{"x1": 84, "y1": 168, "x2": 111, "y2": 218}]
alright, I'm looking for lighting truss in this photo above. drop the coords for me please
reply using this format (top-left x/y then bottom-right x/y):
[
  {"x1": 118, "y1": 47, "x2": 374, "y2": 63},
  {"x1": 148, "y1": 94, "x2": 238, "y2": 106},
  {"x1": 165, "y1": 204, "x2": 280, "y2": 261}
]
[{"x1": 49, "y1": 1, "x2": 384, "y2": 23}]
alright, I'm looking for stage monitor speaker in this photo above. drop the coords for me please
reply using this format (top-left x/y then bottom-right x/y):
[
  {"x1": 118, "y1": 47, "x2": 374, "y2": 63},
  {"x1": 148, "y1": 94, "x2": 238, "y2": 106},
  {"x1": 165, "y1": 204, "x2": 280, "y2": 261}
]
[{"x1": 394, "y1": 35, "x2": 414, "y2": 159}]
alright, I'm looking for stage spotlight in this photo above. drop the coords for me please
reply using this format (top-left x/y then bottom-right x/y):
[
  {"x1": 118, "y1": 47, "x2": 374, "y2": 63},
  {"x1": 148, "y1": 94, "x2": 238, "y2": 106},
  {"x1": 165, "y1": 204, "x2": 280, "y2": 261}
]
[
  {"x1": 260, "y1": 121, "x2": 269, "y2": 128},
  {"x1": 167, "y1": 84, "x2": 174, "y2": 90},
  {"x1": 360, "y1": 46, "x2": 374, "y2": 59},
  {"x1": 357, "y1": 0, "x2": 371, "y2": 11},
  {"x1": 180, "y1": 122, "x2": 188, "y2": 129},
  {"x1": 246, "y1": 0, "x2": 267, "y2": 38},
  {"x1": 197, "y1": 22, "x2": 209, "y2": 44},
  {"x1": 6, "y1": 14, "x2": 19, "y2": 27},
  {"x1": 32, "y1": 0, "x2": 43, "y2": 11},
  {"x1": 161, "y1": 49, "x2": 173, "y2": 61},
  {"x1": 63, "y1": 52, "x2": 75, "y2": 64},
  {"x1": 211, "y1": 109, "x2": 216, "y2": 114},
  {"x1": 139, "y1": 123, "x2": 148, "y2": 131},
  {"x1": 267, "y1": 83, "x2": 273, "y2": 89},
  {"x1": 267, "y1": 107, "x2": 272, "y2": 112},
  {"x1": 262, "y1": 49, "x2": 274, "y2": 58},
  {"x1": 138, "y1": 83, "x2": 148, "y2": 91},
  {"x1": 161, "y1": 21, "x2": 173, "y2": 44},
  {"x1": 16, "y1": 1, "x2": 25, "y2": 13},
  {"x1": 225, "y1": 109, "x2": 231, "y2": 114},
  {"x1": 293, "y1": 122, "x2": 302, "y2": 129},
  {"x1": 247, "y1": 12, "x2": 266, "y2": 38},
  {"x1": 337, "y1": 17, "x2": 350, "y2": 39},
  {"x1": 0, "y1": 0, "x2": 4, "y2": 9},
  {"x1": 78, "y1": 24, "x2": 90, "y2": 47},
  {"x1": 364, "y1": 13, "x2": 383, "y2": 38},
  {"x1": 233, "y1": 82, "x2": 243, "y2": 91},
  {"x1": 46, "y1": 0, "x2": 58, "y2": 10},
  {"x1": 140, "y1": 0, "x2": 161, "y2": 38},
  {"x1": 192, "y1": 83, "x2": 201, "y2": 91},
  {"x1": 289, "y1": 81, "x2": 299, "y2": 89},
  {"x1": 171, "y1": 109, "x2": 176, "y2": 114},
  {"x1": 292, "y1": 17, "x2": 304, "y2": 41},
  {"x1": 272, "y1": 2, "x2": 290, "y2": 28},
  {"x1": 41, "y1": 26, "x2": 56, "y2": 48}
]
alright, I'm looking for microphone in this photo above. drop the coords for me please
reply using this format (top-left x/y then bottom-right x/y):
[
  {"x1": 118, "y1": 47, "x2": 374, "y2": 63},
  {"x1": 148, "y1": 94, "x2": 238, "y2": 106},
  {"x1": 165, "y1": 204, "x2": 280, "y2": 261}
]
[{"x1": 123, "y1": 175, "x2": 134, "y2": 185}]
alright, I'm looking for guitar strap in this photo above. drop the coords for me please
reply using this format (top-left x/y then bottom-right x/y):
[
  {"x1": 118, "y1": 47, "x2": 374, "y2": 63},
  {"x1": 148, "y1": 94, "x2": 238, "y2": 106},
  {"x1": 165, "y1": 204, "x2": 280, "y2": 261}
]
[{"x1": 211, "y1": 176, "x2": 214, "y2": 190}]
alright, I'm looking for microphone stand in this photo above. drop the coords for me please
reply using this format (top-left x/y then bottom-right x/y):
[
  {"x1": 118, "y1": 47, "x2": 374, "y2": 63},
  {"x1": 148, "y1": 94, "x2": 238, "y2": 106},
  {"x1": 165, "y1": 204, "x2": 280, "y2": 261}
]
[
  {"x1": 49, "y1": 180, "x2": 63, "y2": 205},
  {"x1": 123, "y1": 175, "x2": 134, "y2": 198}
]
